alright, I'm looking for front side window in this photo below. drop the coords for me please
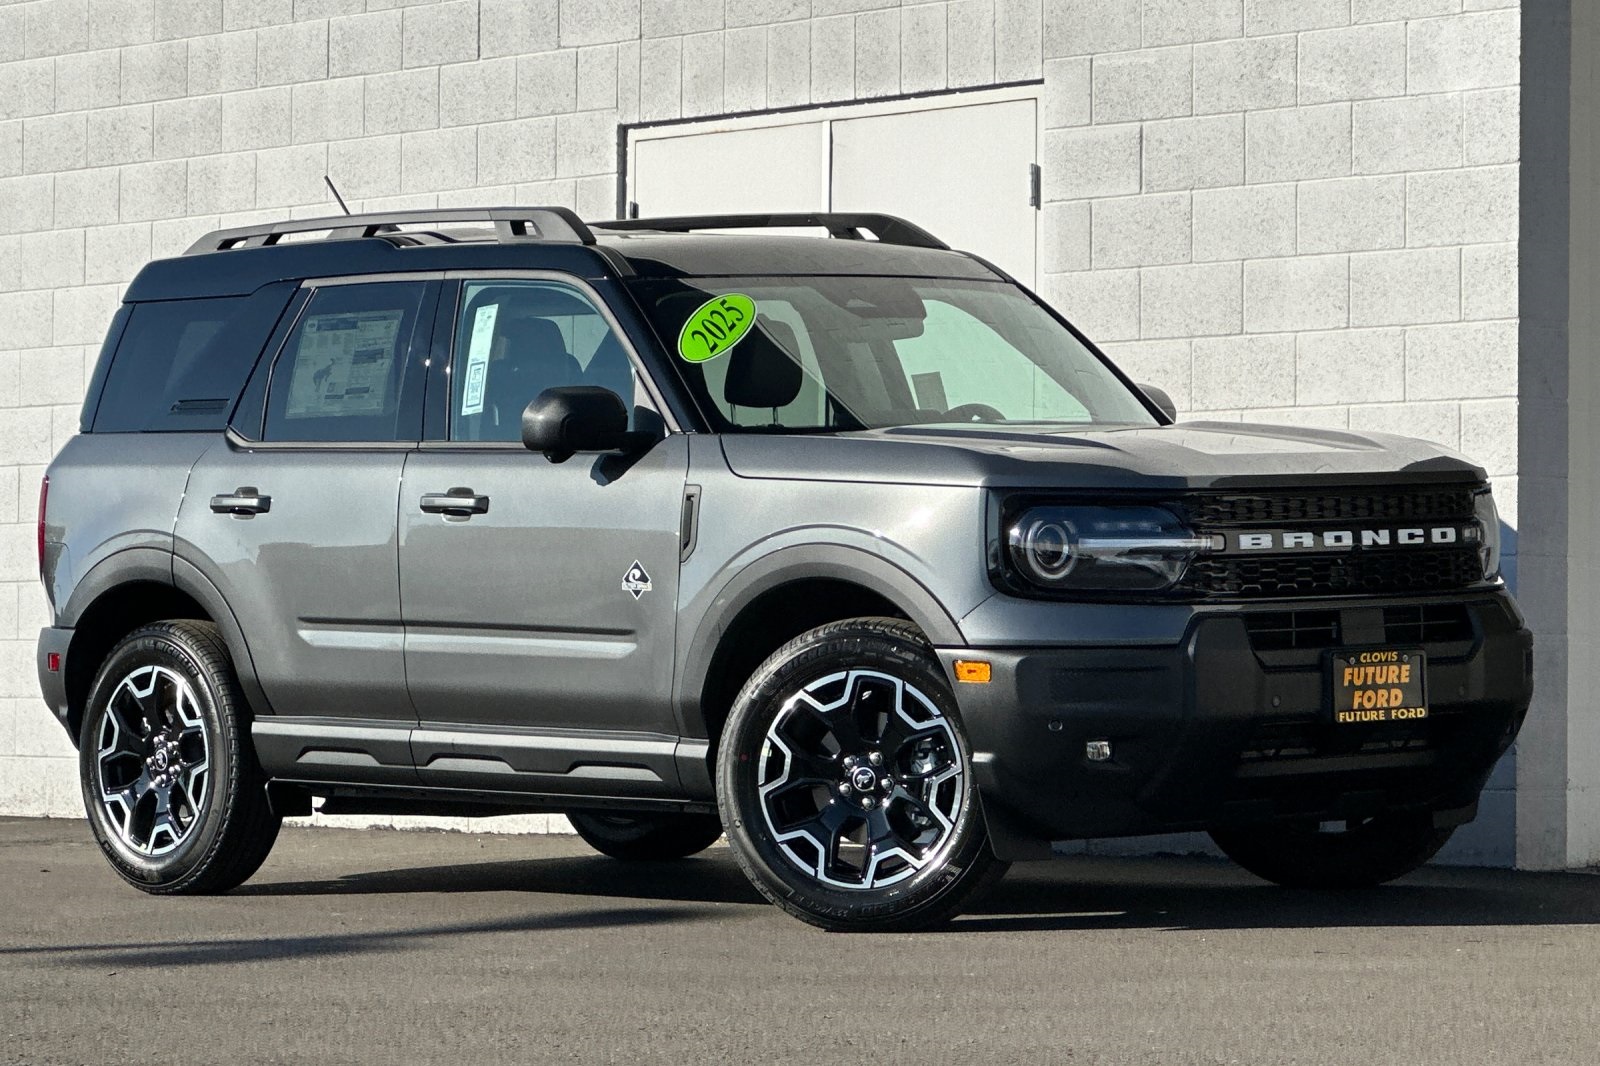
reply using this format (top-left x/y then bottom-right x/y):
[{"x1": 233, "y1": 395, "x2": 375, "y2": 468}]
[
  {"x1": 628, "y1": 276, "x2": 1155, "y2": 432},
  {"x1": 447, "y1": 280, "x2": 640, "y2": 442},
  {"x1": 264, "y1": 282, "x2": 427, "y2": 442}
]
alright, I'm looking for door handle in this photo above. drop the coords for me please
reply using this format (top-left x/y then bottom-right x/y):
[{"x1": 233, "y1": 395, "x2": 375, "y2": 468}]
[
  {"x1": 419, "y1": 488, "x2": 490, "y2": 517},
  {"x1": 210, "y1": 487, "x2": 271, "y2": 516}
]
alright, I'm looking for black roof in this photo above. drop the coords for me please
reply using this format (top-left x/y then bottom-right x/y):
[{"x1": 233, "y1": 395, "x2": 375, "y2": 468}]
[{"x1": 123, "y1": 210, "x2": 1003, "y2": 301}]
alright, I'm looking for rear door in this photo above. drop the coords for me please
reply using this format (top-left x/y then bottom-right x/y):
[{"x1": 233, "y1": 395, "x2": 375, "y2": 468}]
[
  {"x1": 175, "y1": 278, "x2": 439, "y2": 784},
  {"x1": 398, "y1": 274, "x2": 689, "y2": 796}
]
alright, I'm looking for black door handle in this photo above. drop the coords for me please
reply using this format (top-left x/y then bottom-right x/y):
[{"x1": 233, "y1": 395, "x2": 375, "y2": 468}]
[
  {"x1": 420, "y1": 488, "x2": 490, "y2": 517},
  {"x1": 210, "y1": 487, "x2": 271, "y2": 516}
]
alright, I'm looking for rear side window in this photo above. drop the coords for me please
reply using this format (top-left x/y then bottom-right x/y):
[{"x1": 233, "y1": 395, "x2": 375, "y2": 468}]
[
  {"x1": 92, "y1": 295, "x2": 269, "y2": 432},
  {"x1": 263, "y1": 282, "x2": 428, "y2": 442}
]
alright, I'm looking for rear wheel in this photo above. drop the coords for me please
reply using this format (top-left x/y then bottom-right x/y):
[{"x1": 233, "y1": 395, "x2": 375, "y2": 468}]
[
  {"x1": 717, "y1": 617, "x2": 1006, "y2": 932},
  {"x1": 79, "y1": 620, "x2": 281, "y2": 894},
  {"x1": 1209, "y1": 812, "x2": 1454, "y2": 889},
  {"x1": 568, "y1": 810, "x2": 723, "y2": 860}
]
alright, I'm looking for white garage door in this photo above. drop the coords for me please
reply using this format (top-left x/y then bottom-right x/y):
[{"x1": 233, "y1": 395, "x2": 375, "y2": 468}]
[{"x1": 626, "y1": 92, "x2": 1039, "y2": 284}]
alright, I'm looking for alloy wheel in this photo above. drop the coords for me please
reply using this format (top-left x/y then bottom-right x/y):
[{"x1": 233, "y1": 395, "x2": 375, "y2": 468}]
[
  {"x1": 94, "y1": 665, "x2": 211, "y2": 857},
  {"x1": 756, "y1": 668, "x2": 966, "y2": 890}
]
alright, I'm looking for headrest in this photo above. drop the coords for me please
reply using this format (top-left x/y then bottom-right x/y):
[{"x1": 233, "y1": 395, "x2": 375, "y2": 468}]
[
  {"x1": 724, "y1": 319, "x2": 803, "y2": 410},
  {"x1": 495, "y1": 317, "x2": 566, "y2": 364},
  {"x1": 584, "y1": 333, "x2": 634, "y2": 403}
]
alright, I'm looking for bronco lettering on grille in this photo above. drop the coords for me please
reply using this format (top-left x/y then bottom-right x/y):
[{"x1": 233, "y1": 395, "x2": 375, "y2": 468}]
[{"x1": 1236, "y1": 526, "x2": 1465, "y2": 552}]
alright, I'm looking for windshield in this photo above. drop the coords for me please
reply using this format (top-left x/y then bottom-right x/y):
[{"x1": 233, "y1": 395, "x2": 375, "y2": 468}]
[{"x1": 627, "y1": 276, "x2": 1157, "y2": 432}]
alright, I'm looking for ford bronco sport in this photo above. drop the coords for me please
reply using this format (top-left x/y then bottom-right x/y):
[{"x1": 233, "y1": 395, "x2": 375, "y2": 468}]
[{"x1": 35, "y1": 208, "x2": 1533, "y2": 931}]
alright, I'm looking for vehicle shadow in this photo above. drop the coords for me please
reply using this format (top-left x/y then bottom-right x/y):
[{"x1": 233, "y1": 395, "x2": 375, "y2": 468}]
[
  {"x1": 236, "y1": 851, "x2": 769, "y2": 906},
  {"x1": 958, "y1": 856, "x2": 1600, "y2": 933},
  {"x1": 0, "y1": 905, "x2": 723, "y2": 970},
  {"x1": 237, "y1": 848, "x2": 1600, "y2": 934}
]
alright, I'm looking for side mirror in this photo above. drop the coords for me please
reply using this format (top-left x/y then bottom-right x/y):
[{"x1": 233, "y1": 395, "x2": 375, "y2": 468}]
[
  {"x1": 522, "y1": 386, "x2": 629, "y2": 463},
  {"x1": 1138, "y1": 383, "x2": 1178, "y2": 422}
]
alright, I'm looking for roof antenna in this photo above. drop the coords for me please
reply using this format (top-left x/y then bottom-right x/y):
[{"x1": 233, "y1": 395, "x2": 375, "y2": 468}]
[{"x1": 324, "y1": 175, "x2": 352, "y2": 216}]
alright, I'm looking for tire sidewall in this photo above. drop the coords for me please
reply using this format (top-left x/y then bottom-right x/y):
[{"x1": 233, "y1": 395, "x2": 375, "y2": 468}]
[
  {"x1": 717, "y1": 626, "x2": 989, "y2": 929},
  {"x1": 78, "y1": 627, "x2": 241, "y2": 888}
]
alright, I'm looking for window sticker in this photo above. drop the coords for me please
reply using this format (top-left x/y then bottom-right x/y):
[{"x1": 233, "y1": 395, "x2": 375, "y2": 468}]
[
  {"x1": 677, "y1": 293, "x2": 757, "y2": 363},
  {"x1": 284, "y1": 309, "x2": 404, "y2": 419},
  {"x1": 460, "y1": 303, "x2": 498, "y2": 417}
]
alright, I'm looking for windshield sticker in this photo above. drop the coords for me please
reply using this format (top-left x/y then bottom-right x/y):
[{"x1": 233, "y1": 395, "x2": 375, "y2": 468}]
[
  {"x1": 285, "y1": 309, "x2": 403, "y2": 419},
  {"x1": 678, "y1": 294, "x2": 757, "y2": 363},
  {"x1": 460, "y1": 303, "x2": 498, "y2": 417}
]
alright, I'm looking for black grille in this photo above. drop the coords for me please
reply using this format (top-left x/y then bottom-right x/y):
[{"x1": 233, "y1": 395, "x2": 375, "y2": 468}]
[
  {"x1": 1179, "y1": 484, "x2": 1487, "y2": 600},
  {"x1": 1241, "y1": 604, "x2": 1477, "y2": 654},
  {"x1": 1187, "y1": 487, "x2": 1478, "y2": 527},
  {"x1": 1243, "y1": 610, "x2": 1342, "y2": 651},
  {"x1": 1382, "y1": 603, "x2": 1476, "y2": 644},
  {"x1": 1183, "y1": 547, "x2": 1484, "y2": 598}
]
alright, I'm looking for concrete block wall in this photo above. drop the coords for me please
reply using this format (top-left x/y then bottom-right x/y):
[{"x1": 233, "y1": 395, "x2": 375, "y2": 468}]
[
  {"x1": 1035, "y1": 0, "x2": 1520, "y2": 864},
  {"x1": 0, "y1": 0, "x2": 1524, "y2": 859}
]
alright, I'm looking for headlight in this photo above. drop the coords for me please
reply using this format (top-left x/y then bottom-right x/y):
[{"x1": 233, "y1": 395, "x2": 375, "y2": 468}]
[
  {"x1": 1474, "y1": 488, "x2": 1502, "y2": 581},
  {"x1": 1006, "y1": 505, "x2": 1213, "y2": 592}
]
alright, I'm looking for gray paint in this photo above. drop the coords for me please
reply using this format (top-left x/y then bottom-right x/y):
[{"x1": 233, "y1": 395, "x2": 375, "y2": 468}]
[
  {"x1": 398, "y1": 437, "x2": 688, "y2": 737},
  {"x1": 174, "y1": 443, "x2": 411, "y2": 722}
]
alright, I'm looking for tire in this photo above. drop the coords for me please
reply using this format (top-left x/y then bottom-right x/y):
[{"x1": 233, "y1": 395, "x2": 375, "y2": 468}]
[
  {"x1": 78, "y1": 620, "x2": 281, "y2": 894},
  {"x1": 1209, "y1": 812, "x2": 1454, "y2": 889},
  {"x1": 716, "y1": 617, "x2": 1007, "y2": 932},
  {"x1": 568, "y1": 810, "x2": 724, "y2": 860}
]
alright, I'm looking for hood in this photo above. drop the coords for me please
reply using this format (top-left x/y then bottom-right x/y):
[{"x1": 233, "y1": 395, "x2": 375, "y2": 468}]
[{"x1": 720, "y1": 421, "x2": 1486, "y2": 491}]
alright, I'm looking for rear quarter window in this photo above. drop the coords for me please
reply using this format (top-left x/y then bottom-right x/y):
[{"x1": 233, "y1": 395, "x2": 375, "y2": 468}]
[{"x1": 90, "y1": 284, "x2": 296, "y2": 433}]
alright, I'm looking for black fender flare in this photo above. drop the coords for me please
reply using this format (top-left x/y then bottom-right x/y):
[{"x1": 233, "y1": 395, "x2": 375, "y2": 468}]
[
  {"x1": 674, "y1": 543, "x2": 966, "y2": 739},
  {"x1": 60, "y1": 549, "x2": 273, "y2": 720}
]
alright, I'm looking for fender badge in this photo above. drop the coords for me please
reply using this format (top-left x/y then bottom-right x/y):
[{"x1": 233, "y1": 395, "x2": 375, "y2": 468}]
[{"x1": 622, "y1": 561, "x2": 653, "y2": 600}]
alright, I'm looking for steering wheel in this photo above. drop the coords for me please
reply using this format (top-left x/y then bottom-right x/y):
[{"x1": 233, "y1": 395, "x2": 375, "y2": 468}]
[{"x1": 944, "y1": 402, "x2": 1006, "y2": 423}]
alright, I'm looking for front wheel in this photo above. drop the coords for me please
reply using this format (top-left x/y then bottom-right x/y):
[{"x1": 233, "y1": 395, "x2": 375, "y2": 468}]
[
  {"x1": 717, "y1": 618, "x2": 1006, "y2": 932},
  {"x1": 79, "y1": 620, "x2": 281, "y2": 894},
  {"x1": 1209, "y1": 812, "x2": 1454, "y2": 889},
  {"x1": 568, "y1": 810, "x2": 724, "y2": 860}
]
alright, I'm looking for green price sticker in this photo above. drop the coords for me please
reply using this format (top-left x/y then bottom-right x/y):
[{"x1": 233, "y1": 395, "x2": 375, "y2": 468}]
[{"x1": 678, "y1": 293, "x2": 757, "y2": 363}]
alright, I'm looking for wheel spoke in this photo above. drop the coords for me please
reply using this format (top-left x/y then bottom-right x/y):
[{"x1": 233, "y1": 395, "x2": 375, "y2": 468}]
[
  {"x1": 812, "y1": 801, "x2": 854, "y2": 875},
  {"x1": 823, "y1": 706, "x2": 866, "y2": 753},
  {"x1": 879, "y1": 714, "x2": 948, "y2": 761}
]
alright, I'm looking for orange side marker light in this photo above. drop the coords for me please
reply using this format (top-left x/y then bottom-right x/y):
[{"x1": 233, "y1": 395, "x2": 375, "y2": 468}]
[{"x1": 953, "y1": 660, "x2": 992, "y2": 684}]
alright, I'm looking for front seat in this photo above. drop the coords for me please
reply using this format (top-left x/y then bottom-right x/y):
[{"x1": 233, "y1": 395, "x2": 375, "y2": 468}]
[
  {"x1": 583, "y1": 333, "x2": 636, "y2": 409},
  {"x1": 723, "y1": 320, "x2": 803, "y2": 422},
  {"x1": 484, "y1": 317, "x2": 581, "y2": 439}
]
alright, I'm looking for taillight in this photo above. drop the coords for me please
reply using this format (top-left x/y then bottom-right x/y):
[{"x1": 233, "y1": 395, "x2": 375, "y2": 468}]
[{"x1": 37, "y1": 474, "x2": 48, "y2": 576}]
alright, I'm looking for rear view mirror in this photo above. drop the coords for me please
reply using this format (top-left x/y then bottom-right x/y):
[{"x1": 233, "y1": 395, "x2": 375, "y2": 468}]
[
  {"x1": 522, "y1": 386, "x2": 629, "y2": 463},
  {"x1": 1139, "y1": 383, "x2": 1177, "y2": 422}
]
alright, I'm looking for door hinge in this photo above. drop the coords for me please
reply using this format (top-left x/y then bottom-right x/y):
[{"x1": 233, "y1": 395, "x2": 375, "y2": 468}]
[{"x1": 1028, "y1": 163, "x2": 1042, "y2": 209}]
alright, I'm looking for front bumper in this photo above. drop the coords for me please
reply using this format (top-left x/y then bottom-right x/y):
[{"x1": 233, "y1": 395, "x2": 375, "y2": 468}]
[{"x1": 940, "y1": 592, "x2": 1532, "y2": 860}]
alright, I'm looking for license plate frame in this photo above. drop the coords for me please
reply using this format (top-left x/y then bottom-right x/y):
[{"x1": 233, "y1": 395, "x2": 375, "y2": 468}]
[{"x1": 1327, "y1": 648, "x2": 1429, "y2": 725}]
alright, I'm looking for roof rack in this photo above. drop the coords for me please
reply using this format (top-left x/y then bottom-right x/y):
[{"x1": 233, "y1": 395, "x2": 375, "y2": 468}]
[
  {"x1": 589, "y1": 213, "x2": 950, "y2": 250},
  {"x1": 184, "y1": 206, "x2": 596, "y2": 255}
]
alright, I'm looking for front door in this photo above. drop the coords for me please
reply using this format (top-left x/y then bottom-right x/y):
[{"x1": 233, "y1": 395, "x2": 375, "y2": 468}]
[{"x1": 398, "y1": 276, "x2": 688, "y2": 795}]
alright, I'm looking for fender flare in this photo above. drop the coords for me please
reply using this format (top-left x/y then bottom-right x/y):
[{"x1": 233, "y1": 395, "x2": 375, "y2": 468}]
[
  {"x1": 674, "y1": 543, "x2": 966, "y2": 738},
  {"x1": 60, "y1": 547, "x2": 172, "y2": 626},
  {"x1": 60, "y1": 549, "x2": 273, "y2": 719}
]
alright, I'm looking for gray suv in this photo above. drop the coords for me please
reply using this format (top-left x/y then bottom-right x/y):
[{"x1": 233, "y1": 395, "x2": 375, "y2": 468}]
[{"x1": 34, "y1": 208, "x2": 1533, "y2": 931}]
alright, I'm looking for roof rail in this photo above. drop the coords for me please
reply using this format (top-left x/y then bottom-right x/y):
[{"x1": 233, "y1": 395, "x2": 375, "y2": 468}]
[
  {"x1": 589, "y1": 213, "x2": 950, "y2": 250},
  {"x1": 184, "y1": 206, "x2": 596, "y2": 255}
]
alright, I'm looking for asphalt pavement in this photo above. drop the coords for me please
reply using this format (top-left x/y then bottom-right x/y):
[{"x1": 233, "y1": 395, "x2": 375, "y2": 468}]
[{"x1": 2, "y1": 816, "x2": 1598, "y2": 1065}]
